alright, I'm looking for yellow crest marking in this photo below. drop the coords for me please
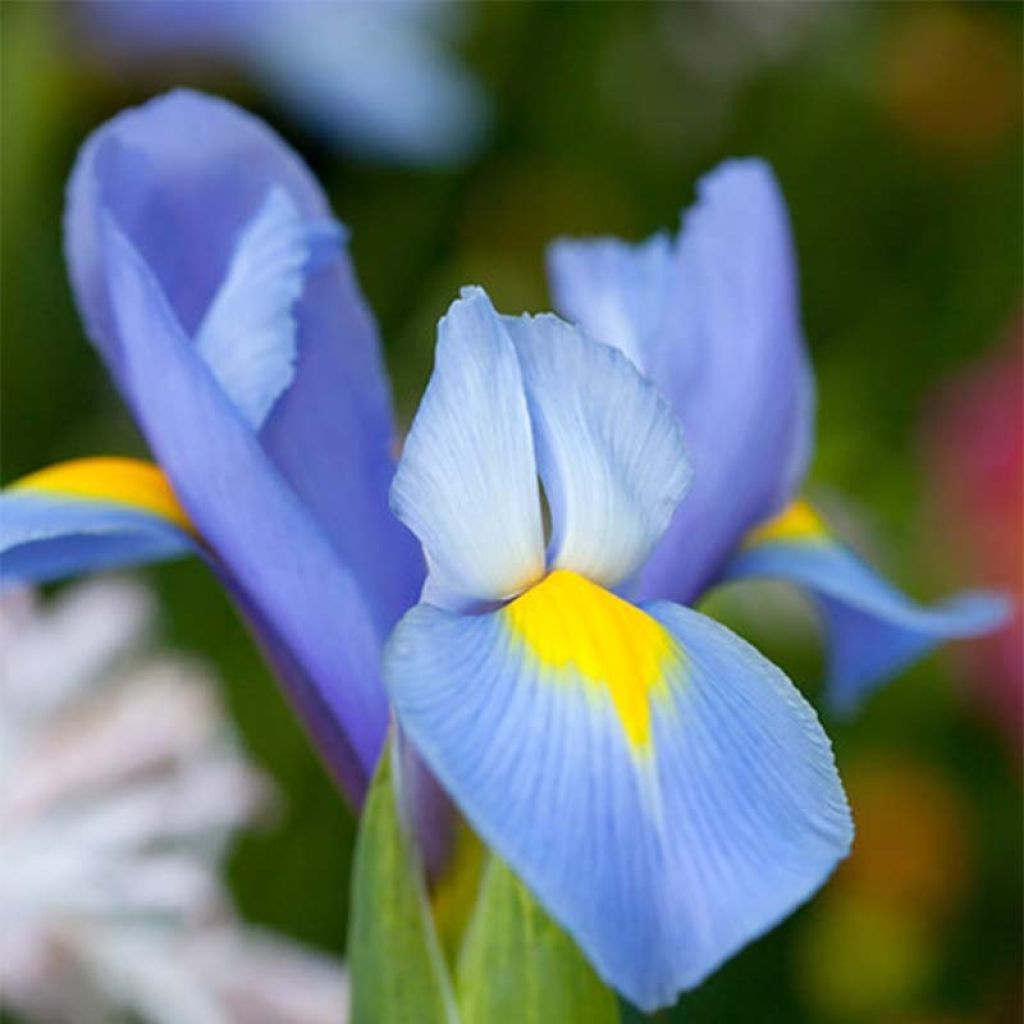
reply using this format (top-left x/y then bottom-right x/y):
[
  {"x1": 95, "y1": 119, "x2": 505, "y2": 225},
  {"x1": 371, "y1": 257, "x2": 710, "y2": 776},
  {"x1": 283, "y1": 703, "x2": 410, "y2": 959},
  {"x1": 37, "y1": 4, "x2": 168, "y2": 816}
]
[
  {"x1": 503, "y1": 569, "x2": 678, "y2": 751},
  {"x1": 745, "y1": 499, "x2": 827, "y2": 547},
  {"x1": 9, "y1": 457, "x2": 193, "y2": 532}
]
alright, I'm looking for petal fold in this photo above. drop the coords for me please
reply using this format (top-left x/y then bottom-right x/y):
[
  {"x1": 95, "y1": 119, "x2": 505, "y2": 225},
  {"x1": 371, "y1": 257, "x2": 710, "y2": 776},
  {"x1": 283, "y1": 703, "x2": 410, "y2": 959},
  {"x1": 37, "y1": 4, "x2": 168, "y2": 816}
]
[
  {"x1": 384, "y1": 569, "x2": 852, "y2": 1011},
  {"x1": 390, "y1": 287, "x2": 545, "y2": 608},
  {"x1": 1, "y1": 459, "x2": 193, "y2": 587},
  {"x1": 548, "y1": 159, "x2": 814, "y2": 603},
  {"x1": 723, "y1": 501, "x2": 1013, "y2": 713},
  {"x1": 502, "y1": 312, "x2": 690, "y2": 588}
]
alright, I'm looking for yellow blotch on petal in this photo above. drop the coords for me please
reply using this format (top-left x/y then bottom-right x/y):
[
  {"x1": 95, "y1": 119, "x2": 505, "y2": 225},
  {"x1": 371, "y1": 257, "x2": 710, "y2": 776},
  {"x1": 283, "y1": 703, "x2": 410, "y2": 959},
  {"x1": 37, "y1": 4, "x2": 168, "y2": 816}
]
[
  {"x1": 503, "y1": 569, "x2": 678, "y2": 752},
  {"x1": 745, "y1": 499, "x2": 827, "y2": 548},
  {"x1": 9, "y1": 457, "x2": 193, "y2": 532}
]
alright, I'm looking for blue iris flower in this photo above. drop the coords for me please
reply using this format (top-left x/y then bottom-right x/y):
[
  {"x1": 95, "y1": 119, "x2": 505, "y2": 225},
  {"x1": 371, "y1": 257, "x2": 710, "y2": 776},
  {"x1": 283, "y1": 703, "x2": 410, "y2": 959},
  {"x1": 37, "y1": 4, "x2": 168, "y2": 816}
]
[
  {"x1": 383, "y1": 286, "x2": 852, "y2": 1008},
  {"x1": 0, "y1": 91, "x2": 1008, "y2": 1010},
  {"x1": 76, "y1": 0, "x2": 486, "y2": 165}
]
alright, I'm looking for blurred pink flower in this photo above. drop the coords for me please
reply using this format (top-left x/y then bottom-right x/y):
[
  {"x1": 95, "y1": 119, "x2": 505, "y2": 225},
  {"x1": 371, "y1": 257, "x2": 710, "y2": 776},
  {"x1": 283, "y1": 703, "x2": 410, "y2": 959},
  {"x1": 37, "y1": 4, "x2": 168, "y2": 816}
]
[{"x1": 922, "y1": 322, "x2": 1023, "y2": 753}]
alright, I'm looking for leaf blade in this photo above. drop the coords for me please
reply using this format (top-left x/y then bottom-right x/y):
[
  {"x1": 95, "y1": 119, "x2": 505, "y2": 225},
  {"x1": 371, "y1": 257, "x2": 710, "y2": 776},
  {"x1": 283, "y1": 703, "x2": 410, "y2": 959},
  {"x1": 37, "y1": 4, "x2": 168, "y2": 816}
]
[
  {"x1": 457, "y1": 856, "x2": 620, "y2": 1024},
  {"x1": 349, "y1": 738, "x2": 457, "y2": 1024}
]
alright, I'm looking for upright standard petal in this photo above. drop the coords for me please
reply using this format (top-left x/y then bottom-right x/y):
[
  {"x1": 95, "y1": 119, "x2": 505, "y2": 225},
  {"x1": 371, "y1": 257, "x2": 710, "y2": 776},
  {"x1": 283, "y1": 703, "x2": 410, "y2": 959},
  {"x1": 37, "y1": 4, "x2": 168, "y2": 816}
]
[
  {"x1": 723, "y1": 501, "x2": 1013, "y2": 713},
  {"x1": 390, "y1": 288, "x2": 545, "y2": 608},
  {"x1": 1, "y1": 459, "x2": 192, "y2": 587},
  {"x1": 384, "y1": 570, "x2": 852, "y2": 1011},
  {"x1": 100, "y1": 219, "x2": 387, "y2": 803},
  {"x1": 502, "y1": 312, "x2": 691, "y2": 588},
  {"x1": 65, "y1": 89, "x2": 421, "y2": 633},
  {"x1": 548, "y1": 160, "x2": 815, "y2": 603}
]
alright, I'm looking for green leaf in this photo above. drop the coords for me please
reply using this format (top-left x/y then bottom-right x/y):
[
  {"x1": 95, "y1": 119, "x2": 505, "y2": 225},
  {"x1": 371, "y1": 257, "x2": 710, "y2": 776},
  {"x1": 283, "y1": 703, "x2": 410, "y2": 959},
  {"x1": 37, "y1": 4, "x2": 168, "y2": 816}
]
[
  {"x1": 348, "y1": 738, "x2": 457, "y2": 1024},
  {"x1": 457, "y1": 856, "x2": 620, "y2": 1024}
]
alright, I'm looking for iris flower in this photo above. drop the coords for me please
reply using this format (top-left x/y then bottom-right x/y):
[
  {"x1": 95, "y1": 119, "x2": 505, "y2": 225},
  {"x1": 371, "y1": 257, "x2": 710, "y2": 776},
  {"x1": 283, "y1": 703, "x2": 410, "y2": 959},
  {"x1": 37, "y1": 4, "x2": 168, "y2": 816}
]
[
  {"x1": 0, "y1": 91, "x2": 1007, "y2": 1010},
  {"x1": 382, "y1": 285, "x2": 852, "y2": 1008}
]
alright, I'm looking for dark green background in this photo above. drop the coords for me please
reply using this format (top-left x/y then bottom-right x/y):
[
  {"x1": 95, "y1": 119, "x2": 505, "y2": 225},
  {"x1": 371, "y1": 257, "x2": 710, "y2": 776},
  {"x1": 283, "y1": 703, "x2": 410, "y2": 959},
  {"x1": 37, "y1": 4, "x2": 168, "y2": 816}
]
[{"x1": 2, "y1": 2, "x2": 1021, "y2": 1021}]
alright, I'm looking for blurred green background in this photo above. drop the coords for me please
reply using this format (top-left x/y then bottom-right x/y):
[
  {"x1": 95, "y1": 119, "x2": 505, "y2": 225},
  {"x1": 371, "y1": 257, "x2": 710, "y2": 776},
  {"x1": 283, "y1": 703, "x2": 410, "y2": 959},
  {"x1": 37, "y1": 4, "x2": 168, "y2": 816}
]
[{"x1": 2, "y1": 2, "x2": 1021, "y2": 1021}]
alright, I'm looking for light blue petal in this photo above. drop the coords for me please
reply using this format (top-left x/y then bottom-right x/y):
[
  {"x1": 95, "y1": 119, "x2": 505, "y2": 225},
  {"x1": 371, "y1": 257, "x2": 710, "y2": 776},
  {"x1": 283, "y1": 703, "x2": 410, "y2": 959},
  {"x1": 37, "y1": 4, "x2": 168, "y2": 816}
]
[
  {"x1": 100, "y1": 216, "x2": 388, "y2": 804},
  {"x1": 722, "y1": 537, "x2": 1013, "y2": 715},
  {"x1": 384, "y1": 586, "x2": 852, "y2": 1011},
  {"x1": 390, "y1": 287, "x2": 545, "y2": 608},
  {"x1": 0, "y1": 492, "x2": 191, "y2": 587},
  {"x1": 548, "y1": 160, "x2": 815, "y2": 604},
  {"x1": 502, "y1": 311, "x2": 691, "y2": 588},
  {"x1": 65, "y1": 89, "x2": 422, "y2": 635},
  {"x1": 194, "y1": 185, "x2": 341, "y2": 430}
]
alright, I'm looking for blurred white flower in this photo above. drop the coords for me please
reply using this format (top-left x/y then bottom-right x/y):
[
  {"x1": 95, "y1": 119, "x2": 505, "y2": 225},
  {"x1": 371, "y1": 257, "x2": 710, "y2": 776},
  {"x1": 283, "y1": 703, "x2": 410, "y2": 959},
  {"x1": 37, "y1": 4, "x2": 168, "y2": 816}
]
[{"x1": 0, "y1": 579, "x2": 349, "y2": 1024}]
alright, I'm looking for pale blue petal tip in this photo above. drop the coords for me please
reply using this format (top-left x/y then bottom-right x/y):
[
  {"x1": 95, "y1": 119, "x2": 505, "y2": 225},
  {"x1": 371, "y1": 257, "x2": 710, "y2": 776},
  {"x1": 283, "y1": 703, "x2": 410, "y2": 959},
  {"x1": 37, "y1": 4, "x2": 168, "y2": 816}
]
[
  {"x1": 722, "y1": 539, "x2": 1014, "y2": 717},
  {"x1": 825, "y1": 587, "x2": 1015, "y2": 717}
]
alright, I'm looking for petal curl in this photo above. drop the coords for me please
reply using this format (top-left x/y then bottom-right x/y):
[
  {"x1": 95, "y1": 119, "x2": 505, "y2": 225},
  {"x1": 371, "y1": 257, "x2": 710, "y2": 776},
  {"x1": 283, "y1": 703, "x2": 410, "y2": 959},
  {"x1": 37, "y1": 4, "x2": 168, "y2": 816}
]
[
  {"x1": 65, "y1": 88, "x2": 420, "y2": 632},
  {"x1": 194, "y1": 185, "x2": 341, "y2": 430},
  {"x1": 549, "y1": 159, "x2": 814, "y2": 603},
  {"x1": 502, "y1": 311, "x2": 690, "y2": 588},
  {"x1": 101, "y1": 218, "x2": 387, "y2": 802},
  {"x1": 384, "y1": 569, "x2": 852, "y2": 1011},
  {"x1": 390, "y1": 288, "x2": 545, "y2": 608},
  {"x1": 1, "y1": 459, "x2": 193, "y2": 587},
  {"x1": 723, "y1": 501, "x2": 1013, "y2": 713}
]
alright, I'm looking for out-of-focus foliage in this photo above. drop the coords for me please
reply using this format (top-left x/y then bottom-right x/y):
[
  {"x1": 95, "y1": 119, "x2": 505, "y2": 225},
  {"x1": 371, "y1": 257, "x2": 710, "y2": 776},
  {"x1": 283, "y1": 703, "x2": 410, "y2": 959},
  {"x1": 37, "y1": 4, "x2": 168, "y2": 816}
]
[{"x1": 2, "y1": 2, "x2": 1020, "y2": 1020}]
